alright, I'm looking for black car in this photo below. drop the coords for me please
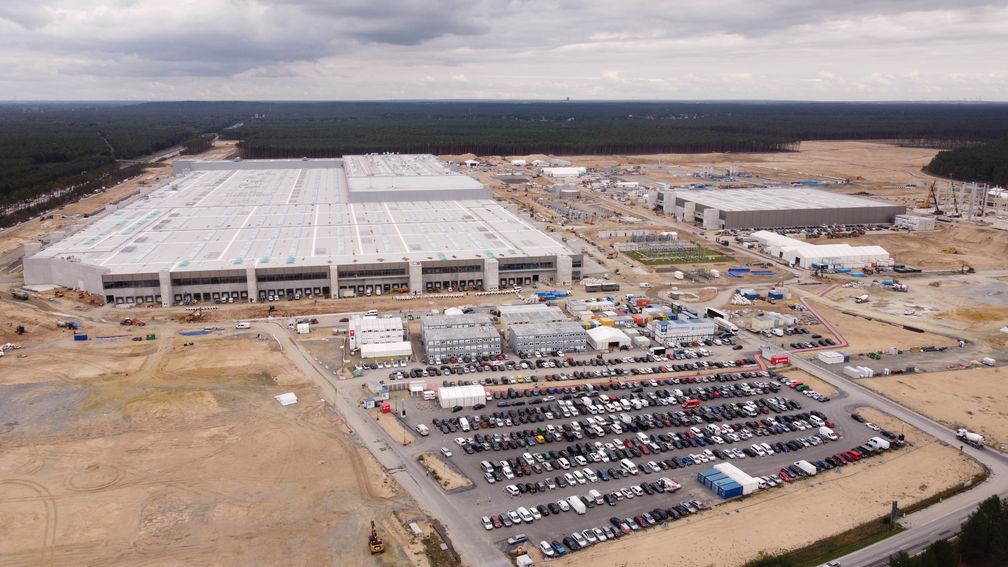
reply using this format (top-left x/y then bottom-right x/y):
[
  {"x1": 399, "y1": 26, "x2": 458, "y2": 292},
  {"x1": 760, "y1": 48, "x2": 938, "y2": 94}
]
[{"x1": 548, "y1": 502, "x2": 561, "y2": 514}]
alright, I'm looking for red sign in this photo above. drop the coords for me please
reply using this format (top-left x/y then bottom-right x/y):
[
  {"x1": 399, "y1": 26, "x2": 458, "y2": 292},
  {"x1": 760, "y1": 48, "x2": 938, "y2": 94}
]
[
  {"x1": 349, "y1": 330, "x2": 355, "y2": 336},
  {"x1": 770, "y1": 355, "x2": 790, "y2": 365}
]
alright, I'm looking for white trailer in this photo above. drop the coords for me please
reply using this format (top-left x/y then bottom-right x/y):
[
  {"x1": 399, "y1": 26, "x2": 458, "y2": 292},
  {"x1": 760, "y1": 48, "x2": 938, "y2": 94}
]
[{"x1": 713, "y1": 317, "x2": 739, "y2": 334}]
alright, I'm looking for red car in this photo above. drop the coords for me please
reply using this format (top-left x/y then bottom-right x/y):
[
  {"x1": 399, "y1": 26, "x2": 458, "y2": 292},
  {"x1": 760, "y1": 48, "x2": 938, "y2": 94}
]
[{"x1": 778, "y1": 470, "x2": 792, "y2": 482}]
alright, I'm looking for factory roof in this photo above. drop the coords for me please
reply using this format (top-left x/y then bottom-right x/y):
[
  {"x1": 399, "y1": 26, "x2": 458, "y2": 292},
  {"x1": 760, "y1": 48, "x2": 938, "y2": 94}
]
[
  {"x1": 674, "y1": 187, "x2": 900, "y2": 212},
  {"x1": 422, "y1": 313, "x2": 495, "y2": 329},
  {"x1": 751, "y1": 231, "x2": 889, "y2": 258},
  {"x1": 31, "y1": 157, "x2": 570, "y2": 275},
  {"x1": 509, "y1": 321, "x2": 588, "y2": 337},
  {"x1": 423, "y1": 325, "x2": 501, "y2": 342},
  {"x1": 499, "y1": 306, "x2": 567, "y2": 326}
]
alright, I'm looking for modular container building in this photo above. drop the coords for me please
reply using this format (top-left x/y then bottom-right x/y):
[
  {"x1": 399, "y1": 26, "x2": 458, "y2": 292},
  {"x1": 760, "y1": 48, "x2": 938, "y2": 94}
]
[{"x1": 713, "y1": 462, "x2": 760, "y2": 495}]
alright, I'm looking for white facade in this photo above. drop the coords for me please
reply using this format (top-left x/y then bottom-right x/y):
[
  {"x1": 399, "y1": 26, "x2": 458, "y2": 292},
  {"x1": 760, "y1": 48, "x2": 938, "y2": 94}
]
[
  {"x1": 542, "y1": 166, "x2": 587, "y2": 178},
  {"x1": 648, "y1": 318, "x2": 718, "y2": 345},
  {"x1": 349, "y1": 316, "x2": 405, "y2": 350},
  {"x1": 750, "y1": 231, "x2": 891, "y2": 269},
  {"x1": 438, "y1": 384, "x2": 487, "y2": 408},
  {"x1": 361, "y1": 341, "x2": 413, "y2": 358},
  {"x1": 587, "y1": 326, "x2": 632, "y2": 350},
  {"x1": 894, "y1": 214, "x2": 936, "y2": 231}
]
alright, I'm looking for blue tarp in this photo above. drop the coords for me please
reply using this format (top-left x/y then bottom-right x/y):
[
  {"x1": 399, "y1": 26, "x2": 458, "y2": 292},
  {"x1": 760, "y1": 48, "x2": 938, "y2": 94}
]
[{"x1": 178, "y1": 330, "x2": 211, "y2": 336}]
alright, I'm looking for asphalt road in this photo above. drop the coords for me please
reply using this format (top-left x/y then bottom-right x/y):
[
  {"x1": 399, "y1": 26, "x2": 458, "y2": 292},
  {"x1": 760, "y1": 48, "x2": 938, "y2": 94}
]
[
  {"x1": 254, "y1": 321, "x2": 513, "y2": 567},
  {"x1": 778, "y1": 348, "x2": 1008, "y2": 566}
]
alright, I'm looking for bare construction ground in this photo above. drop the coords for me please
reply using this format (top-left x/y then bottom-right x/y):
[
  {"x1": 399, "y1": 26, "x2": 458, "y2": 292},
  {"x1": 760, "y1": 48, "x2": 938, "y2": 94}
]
[
  {"x1": 555, "y1": 407, "x2": 983, "y2": 567},
  {"x1": 862, "y1": 367, "x2": 1008, "y2": 451},
  {"x1": 0, "y1": 335, "x2": 425, "y2": 566},
  {"x1": 803, "y1": 300, "x2": 959, "y2": 353}
]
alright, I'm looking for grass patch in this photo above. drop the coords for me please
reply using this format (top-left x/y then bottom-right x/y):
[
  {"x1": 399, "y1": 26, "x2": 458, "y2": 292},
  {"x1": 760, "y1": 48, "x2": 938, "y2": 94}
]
[
  {"x1": 790, "y1": 517, "x2": 903, "y2": 567},
  {"x1": 624, "y1": 247, "x2": 733, "y2": 265},
  {"x1": 421, "y1": 532, "x2": 461, "y2": 567}
]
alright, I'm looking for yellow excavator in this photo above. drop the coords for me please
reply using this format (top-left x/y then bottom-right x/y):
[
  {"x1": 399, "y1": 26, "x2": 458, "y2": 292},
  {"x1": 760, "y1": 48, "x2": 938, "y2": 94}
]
[{"x1": 368, "y1": 520, "x2": 385, "y2": 554}]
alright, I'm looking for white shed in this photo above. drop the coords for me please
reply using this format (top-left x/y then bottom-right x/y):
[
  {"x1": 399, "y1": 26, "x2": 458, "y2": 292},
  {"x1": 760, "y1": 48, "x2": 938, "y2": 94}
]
[
  {"x1": 587, "y1": 326, "x2": 632, "y2": 350},
  {"x1": 438, "y1": 384, "x2": 487, "y2": 408},
  {"x1": 360, "y1": 341, "x2": 413, "y2": 358}
]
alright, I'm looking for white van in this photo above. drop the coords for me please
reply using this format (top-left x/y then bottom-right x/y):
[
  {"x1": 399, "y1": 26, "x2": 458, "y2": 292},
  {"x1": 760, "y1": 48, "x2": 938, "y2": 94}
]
[
  {"x1": 620, "y1": 458, "x2": 639, "y2": 475},
  {"x1": 234, "y1": 321, "x2": 251, "y2": 329},
  {"x1": 365, "y1": 309, "x2": 379, "y2": 317},
  {"x1": 415, "y1": 424, "x2": 430, "y2": 436}
]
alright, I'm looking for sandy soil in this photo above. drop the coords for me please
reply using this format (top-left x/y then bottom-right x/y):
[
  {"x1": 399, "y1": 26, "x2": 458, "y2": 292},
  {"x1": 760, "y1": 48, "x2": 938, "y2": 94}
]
[
  {"x1": 417, "y1": 453, "x2": 472, "y2": 491},
  {"x1": 556, "y1": 406, "x2": 983, "y2": 567},
  {"x1": 804, "y1": 300, "x2": 958, "y2": 353},
  {"x1": 862, "y1": 367, "x2": 1008, "y2": 451},
  {"x1": 826, "y1": 223, "x2": 1008, "y2": 271},
  {"x1": 0, "y1": 335, "x2": 423, "y2": 566},
  {"x1": 374, "y1": 411, "x2": 416, "y2": 447}
]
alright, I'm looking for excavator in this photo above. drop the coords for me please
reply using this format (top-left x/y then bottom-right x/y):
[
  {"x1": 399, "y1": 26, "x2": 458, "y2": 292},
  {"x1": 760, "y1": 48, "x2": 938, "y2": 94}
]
[{"x1": 368, "y1": 520, "x2": 385, "y2": 554}]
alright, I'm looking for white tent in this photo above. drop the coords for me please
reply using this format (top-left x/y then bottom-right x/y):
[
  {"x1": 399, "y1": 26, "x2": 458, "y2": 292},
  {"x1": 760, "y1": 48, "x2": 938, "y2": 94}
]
[
  {"x1": 438, "y1": 384, "x2": 487, "y2": 408},
  {"x1": 360, "y1": 341, "x2": 413, "y2": 358},
  {"x1": 587, "y1": 326, "x2": 631, "y2": 350}
]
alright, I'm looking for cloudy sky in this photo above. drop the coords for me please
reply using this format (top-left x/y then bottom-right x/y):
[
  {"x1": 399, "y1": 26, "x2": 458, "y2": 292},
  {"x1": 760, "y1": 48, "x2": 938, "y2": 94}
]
[{"x1": 1, "y1": 0, "x2": 1007, "y2": 101}]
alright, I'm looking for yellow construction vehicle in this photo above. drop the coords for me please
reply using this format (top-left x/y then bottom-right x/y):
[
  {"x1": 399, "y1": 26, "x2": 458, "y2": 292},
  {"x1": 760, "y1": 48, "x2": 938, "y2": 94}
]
[{"x1": 368, "y1": 520, "x2": 385, "y2": 554}]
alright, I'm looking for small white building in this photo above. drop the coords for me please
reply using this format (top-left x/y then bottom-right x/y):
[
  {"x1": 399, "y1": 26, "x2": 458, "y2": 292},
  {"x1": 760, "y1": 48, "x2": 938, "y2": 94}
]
[
  {"x1": 894, "y1": 214, "x2": 936, "y2": 231},
  {"x1": 542, "y1": 166, "x2": 587, "y2": 178},
  {"x1": 587, "y1": 326, "x2": 632, "y2": 350},
  {"x1": 438, "y1": 384, "x2": 487, "y2": 408},
  {"x1": 510, "y1": 159, "x2": 527, "y2": 166},
  {"x1": 349, "y1": 316, "x2": 405, "y2": 350},
  {"x1": 750, "y1": 231, "x2": 891, "y2": 270}
]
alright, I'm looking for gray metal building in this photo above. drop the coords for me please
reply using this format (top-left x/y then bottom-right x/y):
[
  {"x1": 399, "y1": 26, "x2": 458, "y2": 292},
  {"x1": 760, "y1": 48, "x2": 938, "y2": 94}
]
[
  {"x1": 654, "y1": 187, "x2": 905, "y2": 230},
  {"x1": 420, "y1": 313, "x2": 502, "y2": 359},
  {"x1": 507, "y1": 322, "x2": 588, "y2": 357}
]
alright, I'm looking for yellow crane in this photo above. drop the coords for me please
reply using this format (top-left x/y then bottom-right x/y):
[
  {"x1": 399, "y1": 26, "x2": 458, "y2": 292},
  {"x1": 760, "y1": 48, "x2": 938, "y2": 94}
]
[{"x1": 368, "y1": 521, "x2": 385, "y2": 554}]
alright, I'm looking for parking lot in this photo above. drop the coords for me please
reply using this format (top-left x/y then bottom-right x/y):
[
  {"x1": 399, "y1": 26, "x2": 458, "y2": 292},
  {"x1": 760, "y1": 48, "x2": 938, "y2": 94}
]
[{"x1": 388, "y1": 346, "x2": 897, "y2": 559}]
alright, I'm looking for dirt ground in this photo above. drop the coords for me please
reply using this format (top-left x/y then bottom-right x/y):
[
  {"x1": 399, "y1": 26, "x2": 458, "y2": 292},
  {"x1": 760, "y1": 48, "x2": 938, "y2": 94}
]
[
  {"x1": 862, "y1": 367, "x2": 1008, "y2": 451},
  {"x1": 826, "y1": 223, "x2": 1008, "y2": 271},
  {"x1": 804, "y1": 300, "x2": 958, "y2": 354},
  {"x1": 556, "y1": 406, "x2": 983, "y2": 567},
  {"x1": 0, "y1": 335, "x2": 425, "y2": 566}
]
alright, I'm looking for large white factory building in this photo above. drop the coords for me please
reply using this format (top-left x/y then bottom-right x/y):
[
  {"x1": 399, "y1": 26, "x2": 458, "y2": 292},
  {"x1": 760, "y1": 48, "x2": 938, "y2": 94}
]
[{"x1": 24, "y1": 155, "x2": 581, "y2": 306}]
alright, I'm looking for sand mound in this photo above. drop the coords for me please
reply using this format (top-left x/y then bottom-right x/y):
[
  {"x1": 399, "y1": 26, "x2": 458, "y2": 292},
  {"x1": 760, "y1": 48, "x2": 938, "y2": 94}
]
[{"x1": 122, "y1": 390, "x2": 221, "y2": 424}]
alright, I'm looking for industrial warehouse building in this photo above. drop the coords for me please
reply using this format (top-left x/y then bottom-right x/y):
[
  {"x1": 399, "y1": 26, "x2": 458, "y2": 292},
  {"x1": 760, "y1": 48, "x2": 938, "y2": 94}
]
[
  {"x1": 23, "y1": 154, "x2": 581, "y2": 306},
  {"x1": 421, "y1": 313, "x2": 502, "y2": 359},
  {"x1": 508, "y1": 322, "x2": 588, "y2": 357},
  {"x1": 749, "y1": 231, "x2": 892, "y2": 270},
  {"x1": 650, "y1": 186, "x2": 905, "y2": 229}
]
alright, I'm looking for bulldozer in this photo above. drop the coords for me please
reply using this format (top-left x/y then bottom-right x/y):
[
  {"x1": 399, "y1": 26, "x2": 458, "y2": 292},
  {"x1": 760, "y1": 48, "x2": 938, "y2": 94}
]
[{"x1": 368, "y1": 520, "x2": 385, "y2": 555}]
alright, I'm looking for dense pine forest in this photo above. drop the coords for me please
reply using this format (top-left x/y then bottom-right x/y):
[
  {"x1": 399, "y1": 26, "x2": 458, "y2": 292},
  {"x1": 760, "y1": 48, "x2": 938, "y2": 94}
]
[
  {"x1": 925, "y1": 138, "x2": 1008, "y2": 187},
  {"x1": 4, "y1": 101, "x2": 1008, "y2": 227}
]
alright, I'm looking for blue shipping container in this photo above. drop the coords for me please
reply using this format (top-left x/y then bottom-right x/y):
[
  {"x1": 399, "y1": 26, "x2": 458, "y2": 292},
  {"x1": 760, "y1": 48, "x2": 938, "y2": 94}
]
[{"x1": 73, "y1": 333, "x2": 88, "y2": 341}]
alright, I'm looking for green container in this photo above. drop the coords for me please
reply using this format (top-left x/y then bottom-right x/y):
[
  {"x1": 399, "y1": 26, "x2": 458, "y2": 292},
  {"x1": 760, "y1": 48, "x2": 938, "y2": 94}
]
[{"x1": 146, "y1": 333, "x2": 156, "y2": 340}]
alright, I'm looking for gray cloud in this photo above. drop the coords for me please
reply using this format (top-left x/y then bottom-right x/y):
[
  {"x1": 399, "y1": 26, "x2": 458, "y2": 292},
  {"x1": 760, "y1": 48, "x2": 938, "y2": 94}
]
[{"x1": 0, "y1": 0, "x2": 1006, "y2": 100}]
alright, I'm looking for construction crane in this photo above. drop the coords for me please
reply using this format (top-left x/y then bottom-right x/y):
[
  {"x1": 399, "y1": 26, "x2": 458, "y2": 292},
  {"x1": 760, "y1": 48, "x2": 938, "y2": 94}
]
[
  {"x1": 368, "y1": 521, "x2": 385, "y2": 554},
  {"x1": 921, "y1": 182, "x2": 943, "y2": 215}
]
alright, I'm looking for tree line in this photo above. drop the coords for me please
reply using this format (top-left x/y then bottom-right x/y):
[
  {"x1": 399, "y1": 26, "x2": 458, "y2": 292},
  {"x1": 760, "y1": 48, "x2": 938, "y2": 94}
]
[{"x1": 925, "y1": 138, "x2": 1008, "y2": 188}]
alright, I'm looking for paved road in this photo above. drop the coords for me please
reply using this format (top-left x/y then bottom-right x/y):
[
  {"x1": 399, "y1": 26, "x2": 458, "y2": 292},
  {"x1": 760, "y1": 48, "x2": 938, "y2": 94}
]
[
  {"x1": 778, "y1": 349, "x2": 1008, "y2": 566},
  {"x1": 255, "y1": 321, "x2": 511, "y2": 567}
]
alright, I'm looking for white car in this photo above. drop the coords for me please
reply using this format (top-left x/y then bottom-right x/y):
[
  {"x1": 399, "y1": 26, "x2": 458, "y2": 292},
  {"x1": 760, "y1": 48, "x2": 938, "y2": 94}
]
[
  {"x1": 557, "y1": 499, "x2": 571, "y2": 512},
  {"x1": 866, "y1": 422, "x2": 882, "y2": 431},
  {"x1": 440, "y1": 447, "x2": 452, "y2": 458},
  {"x1": 571, "y1": 531, "x2": 589, "y2": 548},
  {"x1": 481, "y1": 516, "x2": 493, "y2": 530},
  {"x1": 508, "y1": 510, "x2": 522, "y2": 524},
  {"x1": 506, "y1": 484, "x2": 520, "y2": 496},
  {"x1": 454, "y1": 437, "x2": 467, "y2": 447},
  {"x1": 540, "y1": 540, "x2": 555, "y2": 557}
]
